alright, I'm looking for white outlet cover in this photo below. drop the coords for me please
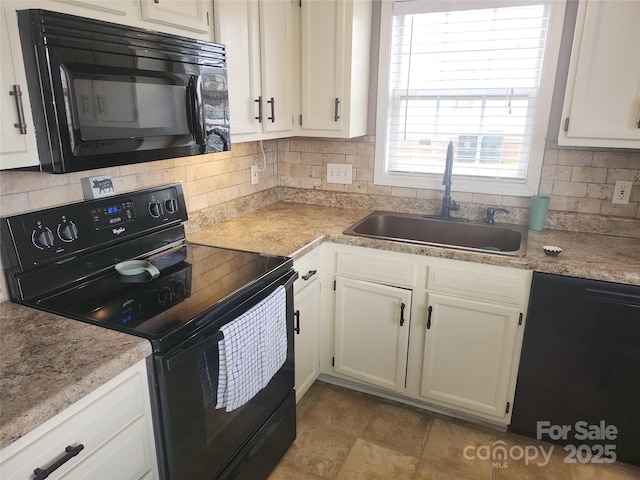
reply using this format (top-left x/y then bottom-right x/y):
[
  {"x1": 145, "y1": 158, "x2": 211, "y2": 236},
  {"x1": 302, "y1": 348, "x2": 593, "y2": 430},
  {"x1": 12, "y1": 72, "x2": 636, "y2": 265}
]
[
  {"x1": 612, "y1": 180, "x2": 632, "y2": 205},
  {"x1": 327, "y1": 163, "x2": 353, "y2": 184}
]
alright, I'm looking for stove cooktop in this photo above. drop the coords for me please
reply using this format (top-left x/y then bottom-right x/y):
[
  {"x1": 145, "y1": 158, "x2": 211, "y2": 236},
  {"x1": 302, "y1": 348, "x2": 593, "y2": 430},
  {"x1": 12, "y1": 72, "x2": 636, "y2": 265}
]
[{"x1": 32, "y1": 242, "x2": 291, "y2": 352}]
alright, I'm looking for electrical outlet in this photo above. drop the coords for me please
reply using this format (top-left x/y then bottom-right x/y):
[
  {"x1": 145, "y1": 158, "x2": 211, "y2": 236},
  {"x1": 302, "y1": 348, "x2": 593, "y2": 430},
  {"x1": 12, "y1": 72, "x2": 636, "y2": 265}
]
[
  {"x1": 327, "y1": 163, "x2": 353, "y2": 184},
  {"x1": 612, "y1": 180, "x2": 632, "y2": 205},
  {"x1": 250, "y1": 165, "x2": 259, "y2": 185}
]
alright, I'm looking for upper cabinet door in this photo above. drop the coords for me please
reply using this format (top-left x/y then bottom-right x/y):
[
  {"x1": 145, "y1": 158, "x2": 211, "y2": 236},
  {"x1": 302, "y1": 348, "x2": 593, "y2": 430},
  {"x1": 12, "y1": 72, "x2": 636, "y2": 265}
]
[
  {"x1": 559, "y1": 0, "x2": 640, "y2": 148},
  {"x1": 300, "y1": 0, "x2": 371, "y2": 138},
  {"x1": 140, "y1": 0, "x2": 210, "y2": 34},
  {"x1": 214, "y1": 0, "x2": 262, "y2": 136},
  {"x1": 259, "y1": 0, "x2": 294, "y2": 134},
  {"x1": 0, "y1": 6, "x2": 38, "y2": 170},
  {"x1": 215, "y1": 0, "x2": 294, "y2": 142}
]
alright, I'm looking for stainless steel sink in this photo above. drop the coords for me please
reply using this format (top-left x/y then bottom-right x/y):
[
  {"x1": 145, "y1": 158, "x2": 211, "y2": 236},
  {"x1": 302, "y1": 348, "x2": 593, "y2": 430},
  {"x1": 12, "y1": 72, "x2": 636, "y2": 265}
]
[{"x1": 343, "y1": 211, "x2": 527, "y2": 256}]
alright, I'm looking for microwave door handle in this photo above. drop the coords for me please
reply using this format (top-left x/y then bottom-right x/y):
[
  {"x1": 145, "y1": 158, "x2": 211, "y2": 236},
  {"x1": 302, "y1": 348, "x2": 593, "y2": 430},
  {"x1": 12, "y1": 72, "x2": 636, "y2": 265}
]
[{"x1": 190, "y1": 75, "x2": 206, "y2": 144}]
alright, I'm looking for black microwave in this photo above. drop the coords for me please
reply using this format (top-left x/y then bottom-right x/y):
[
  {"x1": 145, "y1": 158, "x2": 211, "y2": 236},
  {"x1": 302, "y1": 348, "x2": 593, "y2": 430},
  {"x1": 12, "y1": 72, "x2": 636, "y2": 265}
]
[{"x1": 16, "y1": 9, "x2": 230, "y2": 174}]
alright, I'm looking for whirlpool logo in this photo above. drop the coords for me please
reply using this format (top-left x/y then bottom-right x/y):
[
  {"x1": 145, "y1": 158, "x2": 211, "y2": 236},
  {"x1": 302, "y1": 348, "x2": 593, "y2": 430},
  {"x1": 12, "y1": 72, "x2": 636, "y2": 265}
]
[{"x1": 112, "y1": 227, "x2": 126, "y2": 235}]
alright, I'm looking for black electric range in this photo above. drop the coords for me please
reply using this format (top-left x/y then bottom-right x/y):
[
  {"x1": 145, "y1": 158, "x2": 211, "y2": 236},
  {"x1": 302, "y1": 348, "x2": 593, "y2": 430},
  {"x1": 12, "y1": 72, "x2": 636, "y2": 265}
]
[{"x1": 1, "y1": 183, "x2": 297, "y2": 480}]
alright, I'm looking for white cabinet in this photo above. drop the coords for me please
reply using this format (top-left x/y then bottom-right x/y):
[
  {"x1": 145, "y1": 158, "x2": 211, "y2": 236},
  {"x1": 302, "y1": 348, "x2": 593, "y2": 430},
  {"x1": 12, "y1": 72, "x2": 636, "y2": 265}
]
[
  {"x1": 420, "y1": 293, "x2": 521, "y2": 418},
  {"x1": 0, "y1": 360, "x2": 158, "y2": 480},
  {"x1": 140, "y1": 0, "x2": 210, "y2": 34},
  {"x1": 293, "y1": 250, "x2": 322, "y2": 401},
  {"x1": 214, "y1": 0, "x2": 294, "y2": 142},
  {"x1": 334, "y1": 276, "x2": 411, "y2": 393},
  {"x1": 48, "y1": 0, "x2": 129, "y2": 17},
  {"x1": 323, "y1": 244, "x2": 532, "y2": 425},
  {"x1": 0, "y1": 5, "x2": 38, "y2": 170},
  {"x1": 300, "y1": 0, "x2": 371, "y2": 138},
  {"x1": 558, "y1": 0, "x2": 640, "y2": 148}
]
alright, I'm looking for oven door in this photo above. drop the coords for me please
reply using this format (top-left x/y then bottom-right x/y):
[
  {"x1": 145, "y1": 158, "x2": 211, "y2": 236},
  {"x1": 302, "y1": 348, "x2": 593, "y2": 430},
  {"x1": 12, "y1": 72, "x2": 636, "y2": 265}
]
[{"x1": 151, "y1": 270, "x2": 296, "y2": 480}]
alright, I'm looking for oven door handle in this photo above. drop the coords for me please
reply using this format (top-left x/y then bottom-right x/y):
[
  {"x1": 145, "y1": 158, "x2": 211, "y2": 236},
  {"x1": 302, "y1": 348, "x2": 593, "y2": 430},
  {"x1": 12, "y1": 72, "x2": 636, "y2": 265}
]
[
  {"x1": 165, "y1": 269, "x2": 297, "y2": 371},
  {"x1": 166, "y1": 330, "x2": 224, "y2": 371}
]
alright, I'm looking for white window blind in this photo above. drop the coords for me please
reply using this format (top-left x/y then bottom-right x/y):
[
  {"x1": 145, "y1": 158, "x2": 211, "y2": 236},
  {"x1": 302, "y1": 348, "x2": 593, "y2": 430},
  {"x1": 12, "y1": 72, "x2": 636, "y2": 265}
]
[{"x1": 378, "y1": 0, "x2": 560, "y2": 192}]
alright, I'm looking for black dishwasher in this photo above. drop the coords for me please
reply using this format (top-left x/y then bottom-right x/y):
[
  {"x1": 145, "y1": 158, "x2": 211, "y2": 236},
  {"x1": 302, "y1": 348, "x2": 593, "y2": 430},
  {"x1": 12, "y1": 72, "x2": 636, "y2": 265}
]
[{"x1": 510, "y1": 272, "x2": 640, "y2": 466}]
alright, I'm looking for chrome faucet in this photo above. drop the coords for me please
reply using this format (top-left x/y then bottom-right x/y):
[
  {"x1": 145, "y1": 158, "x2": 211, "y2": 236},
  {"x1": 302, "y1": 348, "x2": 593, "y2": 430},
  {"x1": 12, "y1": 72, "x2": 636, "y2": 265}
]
[{"x1": 425, "y1": 140, "x2": 466, "y2": 221}]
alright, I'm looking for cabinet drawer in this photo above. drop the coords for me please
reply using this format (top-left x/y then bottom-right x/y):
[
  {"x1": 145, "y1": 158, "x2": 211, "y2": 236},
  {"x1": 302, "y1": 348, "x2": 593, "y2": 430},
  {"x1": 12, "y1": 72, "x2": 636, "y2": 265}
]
[
  {"x1": 60, "y1": 416, "x2": 155, "y2": 480},
  {"x1": 336, "y1": 252, "x2": 415, "y2": 287},
  {"x1": 0, "y1": 366, "x2": 148, "y2": 480},
  {"x1": 427, "y1": 265, "x2": 529, "y2": 306},
  {"x1": 294, "y1": 251, "x2": 321, "y2": 293}
]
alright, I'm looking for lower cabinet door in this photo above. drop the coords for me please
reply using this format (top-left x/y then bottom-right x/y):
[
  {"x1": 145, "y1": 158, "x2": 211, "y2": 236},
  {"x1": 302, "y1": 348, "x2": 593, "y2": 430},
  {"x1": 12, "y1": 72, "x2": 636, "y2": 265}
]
[
  {"x1": 294, "y1": 279, "x2": 322, "y2": 401},
  {"x1": 421, "y1": 293, "x2": 520, "y2": 418},
  {"x1": 334, "y1": 276, "x2": 412, "y2": 393}
]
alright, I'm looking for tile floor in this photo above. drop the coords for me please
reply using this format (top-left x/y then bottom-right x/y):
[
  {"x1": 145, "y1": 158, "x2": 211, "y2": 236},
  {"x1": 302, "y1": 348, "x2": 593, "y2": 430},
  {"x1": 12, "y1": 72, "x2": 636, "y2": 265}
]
[{"x1": 268, "y1": 381, "x2": 640, "y2": 480}]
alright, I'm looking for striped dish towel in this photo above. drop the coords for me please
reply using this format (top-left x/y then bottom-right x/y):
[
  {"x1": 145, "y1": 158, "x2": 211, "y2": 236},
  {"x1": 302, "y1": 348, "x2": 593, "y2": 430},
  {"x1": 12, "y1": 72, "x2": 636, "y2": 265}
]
[{"x1": 216, "y1": 286, "x2": 287, "y2": 411}]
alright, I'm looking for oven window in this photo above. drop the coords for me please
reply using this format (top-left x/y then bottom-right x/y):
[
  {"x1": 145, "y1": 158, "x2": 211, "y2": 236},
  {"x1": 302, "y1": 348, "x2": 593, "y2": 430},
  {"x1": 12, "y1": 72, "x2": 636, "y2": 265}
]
[{"x1": 70, "y1": 76, "x2": 190, "y2": 141}]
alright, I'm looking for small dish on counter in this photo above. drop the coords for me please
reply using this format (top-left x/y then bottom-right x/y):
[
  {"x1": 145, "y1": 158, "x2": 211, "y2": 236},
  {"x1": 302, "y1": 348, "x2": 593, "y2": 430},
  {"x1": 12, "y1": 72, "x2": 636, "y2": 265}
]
[{"x1": 543, "y1": 245, "x2": 562, "y2": 257}]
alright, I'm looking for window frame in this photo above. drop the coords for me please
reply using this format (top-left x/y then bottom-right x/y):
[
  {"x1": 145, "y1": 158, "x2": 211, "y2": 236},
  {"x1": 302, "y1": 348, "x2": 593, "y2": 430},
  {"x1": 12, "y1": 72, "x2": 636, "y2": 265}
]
[{"x1": 374, "y1": 0, "x2": 567, "y2": 197}]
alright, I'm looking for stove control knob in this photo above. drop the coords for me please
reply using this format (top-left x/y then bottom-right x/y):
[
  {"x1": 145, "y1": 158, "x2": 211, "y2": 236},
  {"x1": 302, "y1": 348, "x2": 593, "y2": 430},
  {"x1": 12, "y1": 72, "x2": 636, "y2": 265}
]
[
  {"x1": 164, "y1": 198, "x2": 178, "y2": 214},
  {"x1": 58, "y1": 221, "x2": 78, "y2": 242},
  {"x1": 33, "y1": 227, "x2": 55, "y2": 249},
  {"x1": 158, "y1": 287, "x2": 172, "y2": 306},
  {"x1": 148, "y1": 201, "x2": 163, "y2": 218},
  {"x1": 172, "y1": 281, "x2": 185, "y2": 299}
]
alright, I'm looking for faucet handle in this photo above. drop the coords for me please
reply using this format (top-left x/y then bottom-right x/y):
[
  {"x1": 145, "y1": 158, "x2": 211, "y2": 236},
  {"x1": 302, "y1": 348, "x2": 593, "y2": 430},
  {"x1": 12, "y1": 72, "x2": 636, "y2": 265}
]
[{"x1": 485, "y1": 207, "x2": 510, "y2": 224}]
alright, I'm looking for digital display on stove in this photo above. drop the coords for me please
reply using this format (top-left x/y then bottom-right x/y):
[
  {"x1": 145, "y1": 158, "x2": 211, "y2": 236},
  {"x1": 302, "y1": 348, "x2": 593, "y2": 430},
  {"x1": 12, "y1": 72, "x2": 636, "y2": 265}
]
[{"x1": 91, "y1": 201, "x2": 136, "y2": 230}]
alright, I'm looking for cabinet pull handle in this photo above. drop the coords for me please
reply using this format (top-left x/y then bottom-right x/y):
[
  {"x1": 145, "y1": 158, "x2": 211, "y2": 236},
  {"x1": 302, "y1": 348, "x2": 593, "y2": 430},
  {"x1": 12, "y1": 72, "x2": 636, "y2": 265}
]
[
  {"x1": 33, "y1": 444, "x2": 84, "y2": 480},
  {"x1": 267, "y1": 97, "x2": 275, "y2": 123},
  {"x1": 301, "y1": 269, "x2": 317, "y2": 281},
  {"x1": 294, "y1": 310, "x2": 300, "y2": 334},
  {"x1": 399, "y1": 302, "x2": 406, "y2": 326},
  {"x1": 334, "y1": 97, "x2": 340, "y2": 122},
  {"x1": 426, "y1": 306, "x2": 432, "y2": 329},
  {"x1": 255, "y1": 96, "x2": 263, "y2": 122},
  {"x1": 9, "y1": 85, "x2": 27, "y2": 134}
]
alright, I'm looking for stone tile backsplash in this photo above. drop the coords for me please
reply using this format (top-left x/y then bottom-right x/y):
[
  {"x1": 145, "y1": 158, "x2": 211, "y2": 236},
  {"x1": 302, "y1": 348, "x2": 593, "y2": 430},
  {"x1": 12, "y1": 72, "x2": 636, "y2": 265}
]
[
  {"x1": 278, "y1": 136, "x2": 640, "y2": 220},
  {"x1": 1, "y1": 135, "x2": 638, "y2": 223}
]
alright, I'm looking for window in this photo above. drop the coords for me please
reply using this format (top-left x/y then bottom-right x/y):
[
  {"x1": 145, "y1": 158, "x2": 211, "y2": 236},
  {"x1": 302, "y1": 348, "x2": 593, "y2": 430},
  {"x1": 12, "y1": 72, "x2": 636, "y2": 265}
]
[{"x1": 374, "y1": 0, "x2": 566, "y2": 196}]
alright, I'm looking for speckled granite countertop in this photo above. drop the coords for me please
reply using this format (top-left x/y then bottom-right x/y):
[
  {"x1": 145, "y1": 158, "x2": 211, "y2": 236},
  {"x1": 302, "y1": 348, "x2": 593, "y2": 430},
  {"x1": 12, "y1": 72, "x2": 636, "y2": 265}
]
[
  {"x1": 0, "y1": 303, "x2": 151, "y2": 449},
  {"x1": 188, "y1": 202, "x2": 640, "y2": 286}
]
